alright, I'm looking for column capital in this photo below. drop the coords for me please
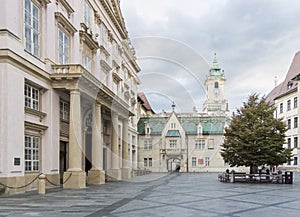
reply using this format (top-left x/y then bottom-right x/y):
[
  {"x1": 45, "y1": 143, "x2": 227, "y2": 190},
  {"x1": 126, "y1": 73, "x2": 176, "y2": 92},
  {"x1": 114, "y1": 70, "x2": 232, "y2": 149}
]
[{"x1": 70, "y1": 89, "x2": 81, "y2": 95}]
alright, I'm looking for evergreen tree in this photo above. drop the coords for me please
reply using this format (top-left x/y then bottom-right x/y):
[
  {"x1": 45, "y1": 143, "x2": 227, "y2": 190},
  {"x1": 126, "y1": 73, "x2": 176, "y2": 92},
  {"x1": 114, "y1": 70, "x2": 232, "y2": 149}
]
[{"x1": 221, "y1": 94, "x2": 291, "y2": 174}]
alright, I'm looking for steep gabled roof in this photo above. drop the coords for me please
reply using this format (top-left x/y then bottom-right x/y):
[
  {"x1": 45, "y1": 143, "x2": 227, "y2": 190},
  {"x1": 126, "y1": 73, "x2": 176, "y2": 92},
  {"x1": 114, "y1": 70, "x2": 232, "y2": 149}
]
[
  {"x1": 138, "y1": 92, "x2": 155, "y2": 113},
  {"x1": 266, "y1": 51, "x2": 300, "y2": 103},
  {"x1": 138, "y1": 115, "x2": 230, "y2": 136}
]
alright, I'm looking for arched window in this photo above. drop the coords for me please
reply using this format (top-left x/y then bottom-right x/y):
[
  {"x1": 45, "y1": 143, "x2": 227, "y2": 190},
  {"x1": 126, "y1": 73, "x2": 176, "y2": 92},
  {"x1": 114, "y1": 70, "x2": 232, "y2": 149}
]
[{"x1": 214, "y1": 81, "x2": 219, "y2": 88}]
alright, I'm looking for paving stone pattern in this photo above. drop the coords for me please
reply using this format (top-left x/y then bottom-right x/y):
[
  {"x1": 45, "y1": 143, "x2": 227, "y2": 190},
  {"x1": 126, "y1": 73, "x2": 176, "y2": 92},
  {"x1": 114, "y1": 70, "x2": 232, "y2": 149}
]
[{"x1": 1, "y1": 173, "x2": 300, "y2": 217}]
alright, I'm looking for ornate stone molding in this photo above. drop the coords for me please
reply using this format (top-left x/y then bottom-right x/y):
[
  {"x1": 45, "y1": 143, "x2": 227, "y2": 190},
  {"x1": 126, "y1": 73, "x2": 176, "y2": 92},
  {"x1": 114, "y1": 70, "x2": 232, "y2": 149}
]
[
  {"x1": 55, "y1": 0, "x2": 74, "y2": 18},
  {"x1": 33, "y1": 0, "x2": 51, "y2": 7},
  {"x1": 79, "y1": 27, "x2": 99, "y2": 52},
  {"x1": 112, "y1": 72, "x2": 122, "y2": 83},
  {"x1": 100, "y1": 59, "x2": 112, "y2": 72},
  {"x1": 99, "y1": 0, "x2": 127, "y2": 39},
  {"x1": 25, "y1": 121, "x2": 48, "y2": 134},
  {"x1": 25, "y1": 107, "x2": 47, "y2": 122},
  {"x1": 55, "y1": 12, "x2": 77, "y2": 35}
]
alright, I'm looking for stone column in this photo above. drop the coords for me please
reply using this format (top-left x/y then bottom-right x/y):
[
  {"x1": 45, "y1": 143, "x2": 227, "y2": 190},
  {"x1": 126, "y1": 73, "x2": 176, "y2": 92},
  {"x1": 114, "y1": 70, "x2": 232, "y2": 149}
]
[
  {"x1": 108, "y1": 112, "x2": 121, "y2": 180},
  {"x1": 122, "y1": 119, "x2": 131, "y2": 179},
  {"x1": 87, "y1": 102, "x2": 105, "y2": 185},
  {"x1": 63, "y1": 89, "x2": 86, "y2": 189}
]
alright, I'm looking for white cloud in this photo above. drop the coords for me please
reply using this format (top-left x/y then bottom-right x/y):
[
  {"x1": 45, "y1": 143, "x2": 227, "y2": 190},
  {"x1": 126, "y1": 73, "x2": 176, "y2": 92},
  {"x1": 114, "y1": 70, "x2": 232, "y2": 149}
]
[{"x1": 120, "y1": 0, "x2": 300, "y2": 112}]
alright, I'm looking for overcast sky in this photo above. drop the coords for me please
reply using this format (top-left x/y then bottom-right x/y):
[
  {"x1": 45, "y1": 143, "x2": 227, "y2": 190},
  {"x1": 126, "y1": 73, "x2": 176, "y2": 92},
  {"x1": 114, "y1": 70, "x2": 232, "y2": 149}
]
[{"x1": 120, "y1": 0, "x2": 300, "y2": 113}]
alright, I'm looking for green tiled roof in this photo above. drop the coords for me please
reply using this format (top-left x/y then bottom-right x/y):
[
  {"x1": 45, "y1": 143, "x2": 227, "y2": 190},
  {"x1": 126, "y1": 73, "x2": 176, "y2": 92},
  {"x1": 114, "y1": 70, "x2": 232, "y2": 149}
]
[
  {"x1": 166, "y1": 130, "x2": 180, "y2": 137},
  {"x1": 138, "y1": 116, "x2": 230, "y2": 136}
]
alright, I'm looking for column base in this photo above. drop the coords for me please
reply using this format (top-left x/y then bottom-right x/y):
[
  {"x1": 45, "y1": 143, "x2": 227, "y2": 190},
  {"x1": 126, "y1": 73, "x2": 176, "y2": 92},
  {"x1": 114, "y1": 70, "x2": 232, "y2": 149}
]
[
  {"x1": 63, "y1": 171, "x2": 86, "y2": 189},
  {"x1": 107, "y1": 169, "x2": 122, "y2": 181},
  {"x1": 87, "y1": 169, "x2": 105, "y2": 185},
  {"x1": 121, "y1": 168, "x2": 132, "y2": 180}
]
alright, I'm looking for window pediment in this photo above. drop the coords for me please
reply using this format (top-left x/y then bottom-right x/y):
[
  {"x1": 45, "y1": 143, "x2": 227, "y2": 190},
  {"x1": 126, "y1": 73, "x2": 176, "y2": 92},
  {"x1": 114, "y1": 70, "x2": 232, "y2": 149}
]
[
  {"x1": 55, "y1": 0, "x2": 74, "y2": 17},
  {"x1": 55, "y1": 12, "x2": 77, "y2": 35},
  {"x1": 112, "y1": 72, "x2": 122, "y2": 83},
  {"x1": 25, "y1": 121, "x2": 48, "y2": 134},
  {"x1": 79, "y1": 25, "x2": 99, "y2": 52},
  {"x1": 33, "y1": 0, "x2": 51, "y2": 7}
]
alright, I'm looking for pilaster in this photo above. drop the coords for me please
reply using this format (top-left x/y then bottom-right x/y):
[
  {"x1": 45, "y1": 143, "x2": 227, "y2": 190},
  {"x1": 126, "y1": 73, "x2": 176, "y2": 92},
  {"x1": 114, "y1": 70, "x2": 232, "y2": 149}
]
[
  {"x1": 108, "y1": 112, "x2": 121, "y2": 180},
  {"x1": 63, "y1": 89, "x2": 86, "y2": 189},
  {"x1": 88, "y1": 101, "x2": 105, "y2": 184},
  {"x1": 122, "y1": 119, "x2": 131, "y2": 179}
]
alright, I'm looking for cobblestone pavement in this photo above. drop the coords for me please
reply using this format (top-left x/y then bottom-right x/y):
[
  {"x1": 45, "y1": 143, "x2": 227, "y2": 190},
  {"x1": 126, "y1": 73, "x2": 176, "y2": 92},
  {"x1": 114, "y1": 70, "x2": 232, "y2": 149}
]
[{"x1": 1, "y1": 172, "x2": 300, "y2": 217}]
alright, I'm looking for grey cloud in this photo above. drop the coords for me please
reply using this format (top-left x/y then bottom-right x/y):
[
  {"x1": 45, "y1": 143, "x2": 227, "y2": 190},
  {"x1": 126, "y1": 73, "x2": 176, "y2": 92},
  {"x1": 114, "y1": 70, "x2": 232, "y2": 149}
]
[{"x1": 121, "y1": 0, "x2": 300, "y2": 112}]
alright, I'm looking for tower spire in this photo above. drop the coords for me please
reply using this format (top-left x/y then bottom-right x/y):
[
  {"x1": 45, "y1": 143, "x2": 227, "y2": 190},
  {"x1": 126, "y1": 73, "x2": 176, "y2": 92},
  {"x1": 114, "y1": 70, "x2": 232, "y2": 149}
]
[{"x1": 211, "y1": 53, "x2": 220, "y2": 70}]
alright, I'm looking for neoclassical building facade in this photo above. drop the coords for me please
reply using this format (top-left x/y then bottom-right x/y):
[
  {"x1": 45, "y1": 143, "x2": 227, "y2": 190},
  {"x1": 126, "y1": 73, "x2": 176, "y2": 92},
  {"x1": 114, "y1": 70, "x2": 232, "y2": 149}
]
[
  {"x1": 0, "y1": 0, "x2": 140, "y2": 194},
  {"x1": 267, "y1": 51, "x2": 300, "y2": 172},
  {"x1": 138, "y1": 55, "x2": 235, "y2": 173}
]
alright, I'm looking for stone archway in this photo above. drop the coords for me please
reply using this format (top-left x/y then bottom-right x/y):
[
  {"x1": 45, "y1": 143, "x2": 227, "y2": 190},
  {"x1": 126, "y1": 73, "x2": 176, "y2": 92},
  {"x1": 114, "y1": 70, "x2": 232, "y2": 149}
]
[{"x1": 167, "y1": 157, "x2": 181, "y2": 172}]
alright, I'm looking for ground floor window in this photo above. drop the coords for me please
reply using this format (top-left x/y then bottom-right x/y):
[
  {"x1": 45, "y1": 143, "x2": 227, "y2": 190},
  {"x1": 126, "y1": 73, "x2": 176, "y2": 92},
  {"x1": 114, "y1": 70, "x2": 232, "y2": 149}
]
[
  {"x1": 192, "y1": 157, "x2": 196, "y2": 167},
  {"x1": 25, "y1": 135, "x2": 40, "y2": 172},
  {"x1": 144, "y1": 158, "x2": 152, "y2": 167},
  {"x1": 205, "y1": 157, "x2": 210, "y2": 166}
]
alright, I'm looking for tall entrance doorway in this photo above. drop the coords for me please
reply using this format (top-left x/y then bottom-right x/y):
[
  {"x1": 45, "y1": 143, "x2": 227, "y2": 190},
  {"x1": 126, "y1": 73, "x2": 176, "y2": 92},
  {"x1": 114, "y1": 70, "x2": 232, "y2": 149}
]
[
  {"x1": 59, "y1": 141, "x2": 68, "y2": 183},
  {"x1": 85, "y1": 111, "x2": 93, "y2": 173}
]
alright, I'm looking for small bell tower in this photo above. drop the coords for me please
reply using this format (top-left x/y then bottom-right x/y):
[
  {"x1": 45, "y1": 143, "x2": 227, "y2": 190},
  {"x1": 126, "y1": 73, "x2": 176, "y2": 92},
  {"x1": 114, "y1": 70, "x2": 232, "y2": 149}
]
[{"x1": 202, "y1": 53, "x2": 229, "y2": 115}]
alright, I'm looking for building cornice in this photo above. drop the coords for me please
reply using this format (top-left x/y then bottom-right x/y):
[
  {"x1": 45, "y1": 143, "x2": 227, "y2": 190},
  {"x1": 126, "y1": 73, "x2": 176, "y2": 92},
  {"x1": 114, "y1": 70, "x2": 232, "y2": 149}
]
[
  {"x1": 99, "y1": 0, "x2": 127, "y2": 39},
  {"x1": 0, "y1": 49, "x2": 51, "y2": 83}
]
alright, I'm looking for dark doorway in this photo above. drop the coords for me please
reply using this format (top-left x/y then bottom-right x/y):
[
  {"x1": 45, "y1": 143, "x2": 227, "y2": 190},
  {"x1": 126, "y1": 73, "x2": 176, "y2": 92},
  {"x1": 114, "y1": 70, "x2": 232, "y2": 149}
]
[
  {"x1": 59, "y1": 141, "x2": 68, "y2": 184},
  {"x1": 85, "y1": 131, "x2": 92, "y2": 173}
]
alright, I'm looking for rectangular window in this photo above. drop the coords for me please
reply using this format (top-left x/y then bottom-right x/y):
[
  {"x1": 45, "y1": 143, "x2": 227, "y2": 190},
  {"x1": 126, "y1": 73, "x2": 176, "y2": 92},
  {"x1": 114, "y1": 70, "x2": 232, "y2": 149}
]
[
  {"x1": 144, "y1": 140, "x2": 148, "y2": 150},
  {"x1": 294, "y1": 117, "x2": 298, "y2": 128},
  {"x1": 25, "y1": 135, "x2": 40, "y2": 172},
  {"x1": 60, "y1": 100, "x2": 69, "y2": 121},
  {"x1": 144, "y1": 140, "x2": 152, "y2": 150},
  {"x1": 144, "y1": 158, "x2": 147, "y2": 167},
  {"x1": 101, "y1": 25, "x2": 107, "y2": 48},
  {"x1": 294, "y1": 137, "x2": 298, "y2": 148},
  {"x1": 205, "y1": 157, "x2": 210, "y2": 166},
  {"x1": 84, "y1": 0, "x2": 91, "y2": 27},
  {"x1": 170, "y1": 140, "x2": 177, "y2": 148},
  {"x1": 192, "y1": 157, "x2": 196, "y2": 167},
  {"x1": 208, "y1": 139, "x2": 214, "y2": 149},
  {"x1": 294, "y1": 97, "x2": 298, "y2": 108},
  {"x1": 294, "y1": 157, "x2": 298, "y2": 166},
  {"x1": 58, "y1": 28, "x2": 69, "y2": 64},
  {"x1": 24, "y1": 83, "x2": 39, "y2": 111},
  {"x1": 287, "y1": 100, "x2": 291, "y2": 111},
  {"x1": 149, "y1": 158, "x2": 152, "y2": 167},
  {"x1": 82, "y1": 53, "x2": 92, "y2": 72},
  {"x1": 195, "y1": 139, "x2": 205, "y2": 150},
  {"x1": 280, "y1": 103, "x2": 283, "y2": 113},
  {"x1": 287, "y1": 119, "x2": 291, "y2": 129},
  {"x1": 287, "y1": 138, "x2": 291, "y2": 149},
  {"x1": 24, "y1": 0, "x2": 40, "y2": 57}
]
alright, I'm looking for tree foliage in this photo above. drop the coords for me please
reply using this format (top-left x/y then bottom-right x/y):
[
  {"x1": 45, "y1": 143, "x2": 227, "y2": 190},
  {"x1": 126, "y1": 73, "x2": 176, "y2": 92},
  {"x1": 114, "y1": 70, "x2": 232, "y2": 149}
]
[{"x1": 221, "y1": 94, "x2": 292, "y2": 173}]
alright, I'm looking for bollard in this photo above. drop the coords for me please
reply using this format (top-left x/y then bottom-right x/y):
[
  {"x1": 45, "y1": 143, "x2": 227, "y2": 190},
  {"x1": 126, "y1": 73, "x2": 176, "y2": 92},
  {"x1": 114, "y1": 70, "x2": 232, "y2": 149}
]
[
  {"x1": 38, "y1": 174, "x2": 46, "y2": 195},
  {"x1": 230, "y1": 171, "x2": 235, "y2": 183}
]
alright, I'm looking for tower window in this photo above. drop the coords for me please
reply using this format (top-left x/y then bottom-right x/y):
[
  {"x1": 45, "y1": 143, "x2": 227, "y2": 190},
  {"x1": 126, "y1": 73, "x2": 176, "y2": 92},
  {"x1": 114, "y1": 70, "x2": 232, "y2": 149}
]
[{"x1": 214, "y1": 82, "x2": 219, "y2": 88}]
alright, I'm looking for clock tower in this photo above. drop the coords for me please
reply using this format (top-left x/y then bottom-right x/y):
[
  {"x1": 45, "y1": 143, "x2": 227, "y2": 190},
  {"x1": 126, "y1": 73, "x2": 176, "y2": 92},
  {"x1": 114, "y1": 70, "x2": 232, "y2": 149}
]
[{"x1": 202, "y1": 53, "x2": 229, "y2": 115}]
